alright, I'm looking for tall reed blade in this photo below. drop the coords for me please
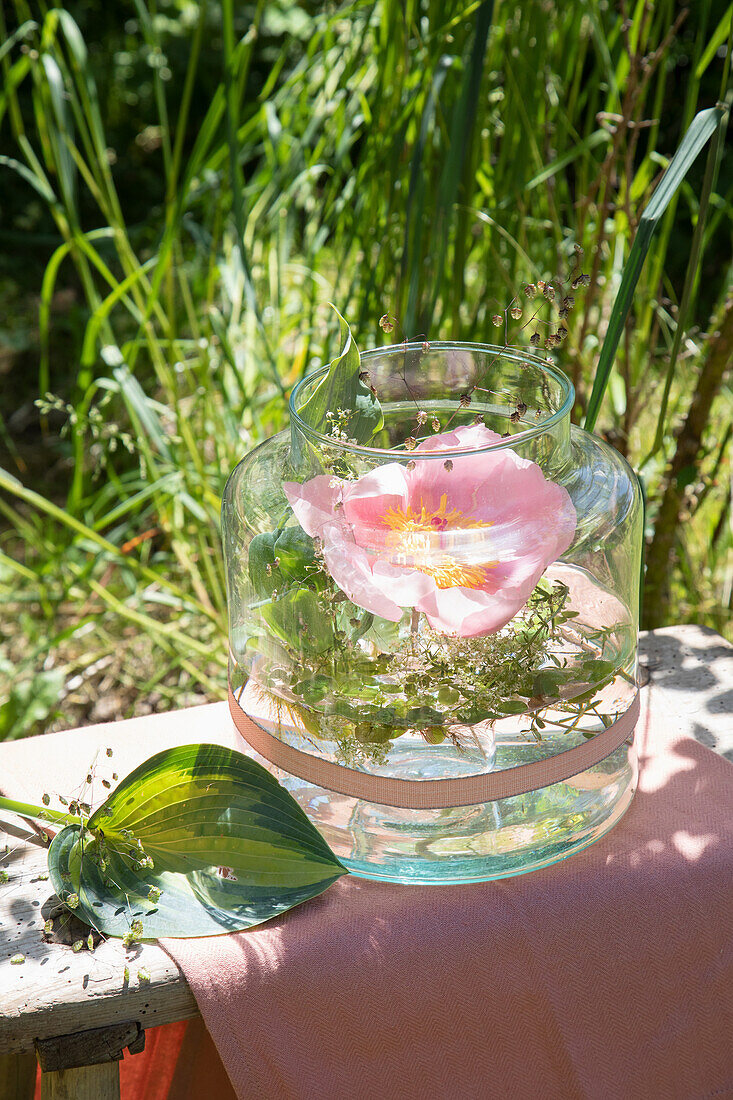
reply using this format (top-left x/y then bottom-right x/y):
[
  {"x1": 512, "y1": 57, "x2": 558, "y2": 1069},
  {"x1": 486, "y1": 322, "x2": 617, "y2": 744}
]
[
  {"x1": 583, "y1": 105, "x2": 725, "y2": 434},
  {"x1": 424, "y1": 0, "x2": 493, "y2": 334},
  {"x1": 643, "y1": 97, "x2": 731, "y2": 465}
]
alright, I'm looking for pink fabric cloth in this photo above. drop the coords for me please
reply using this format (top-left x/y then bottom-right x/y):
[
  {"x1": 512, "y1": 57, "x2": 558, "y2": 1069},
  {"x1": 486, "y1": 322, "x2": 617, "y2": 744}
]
[{"x1": 2, "y1": 685, "x2": 732, "y2": 1099}]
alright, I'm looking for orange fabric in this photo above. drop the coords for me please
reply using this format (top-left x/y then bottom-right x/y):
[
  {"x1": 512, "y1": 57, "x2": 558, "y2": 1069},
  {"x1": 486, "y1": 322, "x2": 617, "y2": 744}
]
[
  {"x1": 167, "y1": 1017, "x2": 237, "y2": 1100},
  {"x1": 119, "y1": 1020, "x2": 190, "y2": 1100}
]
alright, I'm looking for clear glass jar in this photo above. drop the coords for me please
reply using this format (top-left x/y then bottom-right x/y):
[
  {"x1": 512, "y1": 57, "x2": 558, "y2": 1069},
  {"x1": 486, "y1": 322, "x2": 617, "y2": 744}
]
[{"x1": 222, "y1": 343, "x2": 642, "y2": 883}]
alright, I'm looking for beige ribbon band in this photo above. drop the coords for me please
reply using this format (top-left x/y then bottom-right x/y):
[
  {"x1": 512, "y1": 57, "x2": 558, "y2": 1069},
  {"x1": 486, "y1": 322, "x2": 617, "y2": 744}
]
[{"x1": 228, "y1": 688, "x2": 640, "y2": 809}]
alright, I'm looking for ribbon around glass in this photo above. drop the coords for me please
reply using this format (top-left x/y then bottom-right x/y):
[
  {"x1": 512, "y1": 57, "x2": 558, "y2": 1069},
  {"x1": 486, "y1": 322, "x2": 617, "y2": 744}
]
[{"x1": 228, "y1": 688, "x2": 640, "y2": 809}]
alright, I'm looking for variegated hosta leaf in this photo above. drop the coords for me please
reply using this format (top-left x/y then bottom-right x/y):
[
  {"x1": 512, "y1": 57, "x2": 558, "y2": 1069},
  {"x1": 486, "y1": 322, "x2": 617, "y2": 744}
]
[{"x1": 47, "y1": 744, "x2": 347, "y2": 938}]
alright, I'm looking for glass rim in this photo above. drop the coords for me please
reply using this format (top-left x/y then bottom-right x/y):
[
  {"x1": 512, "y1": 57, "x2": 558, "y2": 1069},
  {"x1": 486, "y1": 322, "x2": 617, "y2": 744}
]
[{"x1": 289, "y1": 341, "x2": 575, "y2": 459}]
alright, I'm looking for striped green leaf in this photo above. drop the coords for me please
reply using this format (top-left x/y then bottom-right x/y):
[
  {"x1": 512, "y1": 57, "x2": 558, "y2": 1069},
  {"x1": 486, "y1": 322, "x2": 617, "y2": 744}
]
[{"x1": 47, "y1": 744, "x2": 347, "y2": 939}]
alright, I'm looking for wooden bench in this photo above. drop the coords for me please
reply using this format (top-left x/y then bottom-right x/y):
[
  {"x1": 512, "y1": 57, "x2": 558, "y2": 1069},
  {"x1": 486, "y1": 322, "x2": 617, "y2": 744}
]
[{"x1": 1, "y1": 625, "x2": 731, "y2": 1099}]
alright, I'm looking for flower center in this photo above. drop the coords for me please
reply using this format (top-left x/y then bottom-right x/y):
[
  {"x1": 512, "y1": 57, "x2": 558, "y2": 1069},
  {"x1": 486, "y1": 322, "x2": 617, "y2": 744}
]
[
  {"x1": 381, "y1": 495, "x2": 497, "y2": 589},
  {"x1": 382, "y1": 494, "x2": 492, "y2": 534},
  {"x1": 421, "y1": 560, "x2": 496, "y2": 589}
]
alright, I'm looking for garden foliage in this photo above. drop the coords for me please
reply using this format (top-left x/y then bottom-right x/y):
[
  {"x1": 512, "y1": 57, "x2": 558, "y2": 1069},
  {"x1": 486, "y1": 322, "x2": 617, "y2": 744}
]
[{"x1": 0, "y1": 0, "x2": 731, "y2": 735}]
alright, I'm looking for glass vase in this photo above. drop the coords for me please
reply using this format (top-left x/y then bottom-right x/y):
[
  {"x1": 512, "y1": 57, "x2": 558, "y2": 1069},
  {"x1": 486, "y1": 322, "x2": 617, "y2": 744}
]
[{"x1": 222, "y1": 343, "x2": 643, "y2": 883}]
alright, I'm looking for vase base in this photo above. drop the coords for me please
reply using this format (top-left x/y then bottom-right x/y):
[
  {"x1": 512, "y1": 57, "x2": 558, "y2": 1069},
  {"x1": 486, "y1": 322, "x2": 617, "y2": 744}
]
[
  {"x1": 342, "y1": 782, "x2": 635, "y2": 883},
  {"x1": 274, "y1": 742, "x2": 637, "y2": 885}
]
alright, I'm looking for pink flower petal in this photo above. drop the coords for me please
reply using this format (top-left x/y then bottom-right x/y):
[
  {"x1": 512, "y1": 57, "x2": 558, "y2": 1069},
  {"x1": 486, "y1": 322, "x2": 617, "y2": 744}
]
[
  {"x1": 342, "y1": 464, "x2": 409, "y2": 546},
  {"x1": 409, "y1": 430, "x2": 529, "y2": 520},
  {"x1": 407, "y1": 453, "x2": 574, "y2": 555},
  {"x1": 417, "y1": 579, "x2": 538, "y2": 637},
  {"x1": 371, "y1": 560, "x2": 436, "y2": 606},
  {"x1": 321, "y1": 529, "x2": 404, "y2": 621},
  {"x1": 415, "y1": 423, "x2": 504, "y2": 453},
  {"x1": 282, "y1": 477, "x2": 342, "y2": 538},
  {"x1": 283, "y1": 422, "x2": 577, "y2": 636}
]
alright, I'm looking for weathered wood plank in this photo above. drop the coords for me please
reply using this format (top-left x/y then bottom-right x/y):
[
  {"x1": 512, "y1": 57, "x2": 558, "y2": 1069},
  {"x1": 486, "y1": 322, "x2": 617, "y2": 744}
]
[
  {"x1": 35, "y1": 1021, "x2": 144, "y2": 1073},
  {"x1": 0, "y1": 839, "x2": 197, "y2": 1056},
  {"x1": 641, "y1": 625, "x2": 733, "y2": 757},
  {"x1": 0, "y1": 710, "x2": 228, "y2": 1059},
  {"x1": 0, "y1": 1052, "x2": 36, "y2": 1100},
  {"x1": 40, "y1": 1063, "x2": 119, "y2": 1100}
]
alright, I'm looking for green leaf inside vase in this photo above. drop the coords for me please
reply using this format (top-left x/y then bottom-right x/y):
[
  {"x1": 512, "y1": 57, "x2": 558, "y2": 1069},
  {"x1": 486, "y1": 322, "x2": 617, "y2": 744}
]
[
  {"x1": 260, "y1": 588, "x2": 336, "y2": 656},
  {"x1": 48, "y1": 743, "x2": 347, "y2": 938},
  {"x1": 295, "y1": 307, "x2": 384, "y2": 444},
  {"x1": 249, "y1": 526, "x2": 322, "y2": 598}
]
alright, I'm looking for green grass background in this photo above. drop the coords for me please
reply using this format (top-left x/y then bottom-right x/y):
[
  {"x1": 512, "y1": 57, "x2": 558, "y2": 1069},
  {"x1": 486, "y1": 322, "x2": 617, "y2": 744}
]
[{"x1": 0, "y1": 0, "x2": 731, "y2": 738}]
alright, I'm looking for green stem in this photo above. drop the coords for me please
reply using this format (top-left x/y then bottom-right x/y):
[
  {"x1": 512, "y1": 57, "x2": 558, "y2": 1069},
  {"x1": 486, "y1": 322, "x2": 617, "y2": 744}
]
[{"x1": 0, "y1": 796, "x2": 75, "y2": 827}]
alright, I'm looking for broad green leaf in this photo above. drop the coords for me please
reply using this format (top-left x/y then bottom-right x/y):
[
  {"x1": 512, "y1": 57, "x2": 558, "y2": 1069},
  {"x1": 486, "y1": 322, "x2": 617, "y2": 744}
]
[
  {"x1": 495, "y1": 700, "x2": 527, "y2": 715},
  {"x1": 532, "y1": 668, "x2": 569, "y2": 697},
  {"x1": 347, "y1": 610, "x2": 374, "y2": 644},
  {"x1": 295, "y1": 308, "x2": 383, "y2": 445},
  {"x1": 260, "y1": 589, "x2": 335, "y2": 655},
  {"x1": 580, "y1": 659, "x2": 616, "y2": 681},
  {"x1": 49, "y1": 825, "x2": 343, "y2": 939},
  {"x1": 48, "y1": 744, "x2": 347, "y2": 939},
  {"x1": 249, "y1": 531, "x2": 279, "y2": 595},
  {"x1": 275, "y1": 526, "x2": 318, "y2": 580},
  {"x1": 249, "y1": 527, "x2": 319, "y2": 597},
  {"x1": 584, "y1": 104, "x2": 726, "y2": 433}
]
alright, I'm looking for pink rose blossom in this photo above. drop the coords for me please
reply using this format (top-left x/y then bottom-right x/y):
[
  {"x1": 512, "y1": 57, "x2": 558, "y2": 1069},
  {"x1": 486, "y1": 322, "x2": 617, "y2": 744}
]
[{"x1": 282, "y1": 424, "x2": 576, "y2": 637}]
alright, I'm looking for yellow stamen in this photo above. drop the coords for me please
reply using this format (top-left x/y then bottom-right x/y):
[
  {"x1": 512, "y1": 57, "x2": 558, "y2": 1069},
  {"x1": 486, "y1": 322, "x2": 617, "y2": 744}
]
[
  {"x1": 380, "y1": 497, "x2": 496, "y2": 589},
  {"x1": 424, "y1": 560, "x2": 496, "y2": 589},
  {"x1": 382, "y1": 494, "x2": 492, "y2": 534}
]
